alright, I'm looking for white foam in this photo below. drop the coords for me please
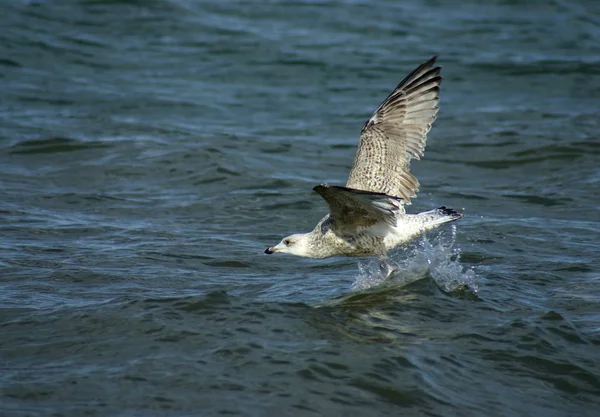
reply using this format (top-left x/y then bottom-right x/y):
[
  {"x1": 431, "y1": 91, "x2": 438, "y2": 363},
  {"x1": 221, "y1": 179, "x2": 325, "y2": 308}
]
[{"x1": 351, "y1": 225, "x2": 478, "y2": 295}]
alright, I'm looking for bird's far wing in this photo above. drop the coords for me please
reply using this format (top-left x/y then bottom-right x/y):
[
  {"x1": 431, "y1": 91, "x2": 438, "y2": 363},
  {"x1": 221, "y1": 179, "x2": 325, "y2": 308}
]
[
  {"x1": 313, "y1": 184, "x2": 403, "y2": 232},
  {"x1": 346, "y1": 56, "x2": 441, "y2": 203}
]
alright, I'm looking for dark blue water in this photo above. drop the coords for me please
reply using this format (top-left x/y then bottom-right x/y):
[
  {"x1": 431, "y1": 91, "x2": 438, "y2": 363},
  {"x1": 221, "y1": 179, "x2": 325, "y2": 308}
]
[{"x1": 2, "y1": 1, "x2": 600, "y2": 416}]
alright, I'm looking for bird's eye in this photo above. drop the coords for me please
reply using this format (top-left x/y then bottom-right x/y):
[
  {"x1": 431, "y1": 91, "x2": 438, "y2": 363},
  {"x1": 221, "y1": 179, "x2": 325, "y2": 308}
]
[{"x1": 283, "y1": 239, "x2": 291, "y2": 246}]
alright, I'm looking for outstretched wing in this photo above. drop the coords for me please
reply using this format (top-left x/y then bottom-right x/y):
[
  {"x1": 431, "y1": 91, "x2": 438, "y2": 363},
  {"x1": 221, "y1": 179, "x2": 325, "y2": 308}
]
[
  {"x1": 346, "y1": 56, "x2": 441, "y2": 203},
  {"x1": 313, "y1": 184, "x2": 403, "y2": 232}
]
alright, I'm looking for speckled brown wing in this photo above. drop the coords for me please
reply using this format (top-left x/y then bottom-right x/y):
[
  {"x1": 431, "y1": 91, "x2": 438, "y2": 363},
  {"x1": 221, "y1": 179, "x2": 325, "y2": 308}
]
[
  {"x1": 313, "y1": 184, "x2": 403, "y2": 231},
  {"x1": 345, "y1": 56, "x2": 441, "y2": 203}
]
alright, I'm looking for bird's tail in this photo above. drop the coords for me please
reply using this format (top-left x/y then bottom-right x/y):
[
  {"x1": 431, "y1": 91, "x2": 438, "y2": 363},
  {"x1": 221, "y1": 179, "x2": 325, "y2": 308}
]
[{"x1": 418, "y1": 206, "x2": 463, "y2": 231}]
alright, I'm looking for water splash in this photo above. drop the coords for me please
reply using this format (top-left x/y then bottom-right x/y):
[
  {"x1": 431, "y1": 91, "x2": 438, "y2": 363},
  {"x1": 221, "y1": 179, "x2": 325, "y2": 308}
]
[{"x1": 351, "y1": 225, "x2": 478, "y2": 296}]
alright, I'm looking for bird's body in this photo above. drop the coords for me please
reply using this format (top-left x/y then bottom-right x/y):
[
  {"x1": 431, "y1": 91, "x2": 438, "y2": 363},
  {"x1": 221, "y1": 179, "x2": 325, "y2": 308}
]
[
  {"x1": 265, "y1": 56, "x2": 462, "y2": 261},
  {"x1": 289, "y1": 206, "x2": 460, "y2": 259}
]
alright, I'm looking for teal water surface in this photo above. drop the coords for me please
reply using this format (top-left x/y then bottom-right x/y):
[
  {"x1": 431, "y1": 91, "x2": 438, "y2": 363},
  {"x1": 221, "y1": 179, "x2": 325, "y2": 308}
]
[{"x1": 1, "y1": 0, "x2": 600, "y2": 416}]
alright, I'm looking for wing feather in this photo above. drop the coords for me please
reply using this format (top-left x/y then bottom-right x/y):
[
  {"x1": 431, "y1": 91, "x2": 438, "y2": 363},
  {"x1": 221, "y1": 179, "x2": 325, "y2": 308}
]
[
  {"x1": 313, "y1": 184, "x2": 403, "y2": 232},
  {"x1": 346, "y1": 56, "x2": 442, "y2": 203}
]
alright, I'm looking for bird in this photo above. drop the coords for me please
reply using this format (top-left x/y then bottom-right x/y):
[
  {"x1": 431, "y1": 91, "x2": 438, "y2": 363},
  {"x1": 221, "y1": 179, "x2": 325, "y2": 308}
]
[{"x1": 265, "y1": 56, "x2": 462, "y2": 273}]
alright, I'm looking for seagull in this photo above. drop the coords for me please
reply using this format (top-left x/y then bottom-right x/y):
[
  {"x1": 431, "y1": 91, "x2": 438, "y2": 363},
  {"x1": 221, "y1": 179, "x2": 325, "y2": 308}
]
[{"x1": 265, "y1": 56, "x2": 462, "y2": 271}]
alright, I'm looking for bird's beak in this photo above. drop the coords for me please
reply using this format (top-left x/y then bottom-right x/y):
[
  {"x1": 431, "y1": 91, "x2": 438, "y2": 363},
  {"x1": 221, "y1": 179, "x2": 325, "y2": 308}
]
[{"x1": 265, "y1": 241, "x2": 285, "y2": 254}]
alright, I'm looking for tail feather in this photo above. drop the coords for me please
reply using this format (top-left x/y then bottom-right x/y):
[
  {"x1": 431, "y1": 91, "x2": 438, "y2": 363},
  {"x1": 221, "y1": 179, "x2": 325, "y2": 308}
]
[
  {"x1": 419, "y1": 206, "x2": 463, "y2": 230},
  {"x1": 437, "y1": 206, "x2": 462, "y2": 220}
]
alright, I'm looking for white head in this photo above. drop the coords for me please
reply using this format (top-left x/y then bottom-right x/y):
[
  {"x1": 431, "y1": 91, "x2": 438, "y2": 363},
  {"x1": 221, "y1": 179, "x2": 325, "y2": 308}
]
[{"x1": 265, "y1": 233, "x2": 313, "y2": 258}]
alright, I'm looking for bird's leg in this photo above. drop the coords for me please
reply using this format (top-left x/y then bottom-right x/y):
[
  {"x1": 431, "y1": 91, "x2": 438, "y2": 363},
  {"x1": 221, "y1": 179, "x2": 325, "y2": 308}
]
[
  {"x1": 379, "y1": 255, "x2": 395, "y2": 279},
  {"x1": 379, "y1": 258, "x2": 387, "y2": 272}
]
